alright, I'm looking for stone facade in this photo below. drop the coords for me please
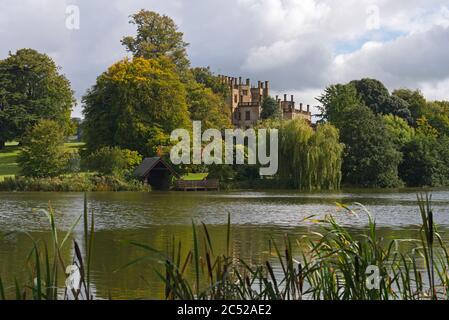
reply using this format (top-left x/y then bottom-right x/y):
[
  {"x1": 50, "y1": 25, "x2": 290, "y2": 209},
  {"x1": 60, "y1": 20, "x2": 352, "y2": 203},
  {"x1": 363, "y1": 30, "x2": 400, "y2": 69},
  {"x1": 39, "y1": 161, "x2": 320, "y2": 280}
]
[{"x1": 219, "y1": 75, "x2": 312, "y2": 128}]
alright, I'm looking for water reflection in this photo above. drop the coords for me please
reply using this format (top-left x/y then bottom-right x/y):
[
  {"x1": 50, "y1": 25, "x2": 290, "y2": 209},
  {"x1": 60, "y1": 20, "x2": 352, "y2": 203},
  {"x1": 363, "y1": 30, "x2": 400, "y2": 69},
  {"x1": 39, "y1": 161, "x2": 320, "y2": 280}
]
[{"x1": 1, "y1": 190, "x2": 449, "y2": 299}]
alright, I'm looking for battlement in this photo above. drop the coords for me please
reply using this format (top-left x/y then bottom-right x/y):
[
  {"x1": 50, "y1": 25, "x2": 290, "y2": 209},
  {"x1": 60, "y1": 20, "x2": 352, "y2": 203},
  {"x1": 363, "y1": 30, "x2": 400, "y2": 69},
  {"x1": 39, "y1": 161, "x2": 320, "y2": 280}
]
[{"x1": 219, "y1": 75, "x2": 312, "y2": 129}]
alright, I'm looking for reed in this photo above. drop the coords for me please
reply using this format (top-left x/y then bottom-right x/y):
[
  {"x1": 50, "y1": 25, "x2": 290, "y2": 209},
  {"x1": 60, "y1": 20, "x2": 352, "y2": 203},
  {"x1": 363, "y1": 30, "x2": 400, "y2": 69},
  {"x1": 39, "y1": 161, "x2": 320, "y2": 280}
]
[{"x1": 1, "y1": 192, "x2": 448, "y2": 300}]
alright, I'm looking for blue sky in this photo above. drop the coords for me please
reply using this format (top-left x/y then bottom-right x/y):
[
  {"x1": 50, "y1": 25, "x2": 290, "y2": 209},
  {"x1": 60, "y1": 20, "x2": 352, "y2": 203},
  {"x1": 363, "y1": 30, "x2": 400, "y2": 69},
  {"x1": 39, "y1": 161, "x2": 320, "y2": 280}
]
[{"x1": 0, "y1": 0, "x2": 448, "y2": 118}]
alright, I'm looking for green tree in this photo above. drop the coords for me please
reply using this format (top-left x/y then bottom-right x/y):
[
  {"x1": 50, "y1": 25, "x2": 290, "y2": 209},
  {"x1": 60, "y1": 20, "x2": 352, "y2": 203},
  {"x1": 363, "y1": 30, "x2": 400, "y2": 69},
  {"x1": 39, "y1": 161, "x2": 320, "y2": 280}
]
[
  {"x1": 317, "y1": 83, "x2": 361, "y2": 127},
  {"x1": 17, "y1": 120, "x2": 69, "y2": 177},
  {"x1": 399, "y1": 133, "x2": 449, "y2": 187},
  {"x1": 350, "y1": 78, "x2": 412, "y2": 123},
  {"x1": 392, "y1": 89, "x2": 427, "y2": 125},
  {"x1": 261, "y1": 96, "x2": 282, "y2": 120},
  {"x1": 278, "y1": 119, "x2": 343, "y2": 190},
  {"x1": 83, "y1": 146, "x2": 142, "y2": 176},
  {"x1": 187, "y1": 81, "x2": 231, "y2": 130},
  {"x1": 191, "y1": 67, "x2": 229, "y2": 98},
  {"x1": 0, "y1": 49, "x2": 74, "y2": 149},
  {"x1": 383, "y1": 114, "x2": 415, "y2": 148},
  {"x1": 82, "y1": 57, "x2": 190, "y2": 155},
  {"x1": 338, "y1": 106, "x2": 403, "y2": 188},
  {"x1": 121, "y1": 10, "x2": 190, "y2": 76}
]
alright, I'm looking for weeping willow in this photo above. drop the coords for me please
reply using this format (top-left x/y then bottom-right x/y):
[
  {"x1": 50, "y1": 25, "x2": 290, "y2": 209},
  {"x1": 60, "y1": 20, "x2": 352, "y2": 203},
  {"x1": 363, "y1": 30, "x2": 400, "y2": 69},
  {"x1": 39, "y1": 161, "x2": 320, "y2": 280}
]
[{"x1": 278, "y1": 119, "x2": 343, "y2": 190}]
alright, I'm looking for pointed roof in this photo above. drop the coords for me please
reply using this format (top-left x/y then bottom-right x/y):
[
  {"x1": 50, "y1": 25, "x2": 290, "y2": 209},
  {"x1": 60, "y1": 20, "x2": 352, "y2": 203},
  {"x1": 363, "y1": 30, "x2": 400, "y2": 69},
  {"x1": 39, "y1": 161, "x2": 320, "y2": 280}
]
[{"x1": 134, "y1": 157, "x2": 179, "y2": 178}]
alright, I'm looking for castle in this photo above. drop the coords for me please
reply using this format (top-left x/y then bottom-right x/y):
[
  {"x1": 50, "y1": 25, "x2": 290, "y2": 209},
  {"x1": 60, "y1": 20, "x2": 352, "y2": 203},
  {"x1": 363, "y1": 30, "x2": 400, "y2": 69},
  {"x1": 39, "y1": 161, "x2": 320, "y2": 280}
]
[{"x1": 218, "y1": 75, "x2": 312, "y2": 128}]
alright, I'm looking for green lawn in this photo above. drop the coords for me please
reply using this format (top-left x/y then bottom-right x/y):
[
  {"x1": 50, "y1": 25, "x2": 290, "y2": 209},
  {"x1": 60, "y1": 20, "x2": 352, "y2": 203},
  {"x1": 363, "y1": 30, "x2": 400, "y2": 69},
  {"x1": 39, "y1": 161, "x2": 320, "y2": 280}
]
[
  {"x1": 0, "y1": 142, "x2": 20, "y2": 181},
  {"x1": 0, "y1": 142, "x2": 85, "y2": 181},
  {"x1": 181, "y1": 173, "x2": 209, "y2": 181}
]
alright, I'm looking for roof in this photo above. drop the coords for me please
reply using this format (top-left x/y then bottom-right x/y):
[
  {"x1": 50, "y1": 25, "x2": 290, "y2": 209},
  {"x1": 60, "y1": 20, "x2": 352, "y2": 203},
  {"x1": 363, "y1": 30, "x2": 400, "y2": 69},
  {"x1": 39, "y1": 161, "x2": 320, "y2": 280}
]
[{"x1": 134, "y1": 157, "x2": 179, "y2": 178}]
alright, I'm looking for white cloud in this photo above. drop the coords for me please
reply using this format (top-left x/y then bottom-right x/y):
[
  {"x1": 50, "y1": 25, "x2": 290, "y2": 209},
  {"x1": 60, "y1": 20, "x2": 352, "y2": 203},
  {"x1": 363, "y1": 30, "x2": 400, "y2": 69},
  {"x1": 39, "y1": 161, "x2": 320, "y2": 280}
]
[{"x1": 0, "y1": 0, "x2": 449, "y2": 118}]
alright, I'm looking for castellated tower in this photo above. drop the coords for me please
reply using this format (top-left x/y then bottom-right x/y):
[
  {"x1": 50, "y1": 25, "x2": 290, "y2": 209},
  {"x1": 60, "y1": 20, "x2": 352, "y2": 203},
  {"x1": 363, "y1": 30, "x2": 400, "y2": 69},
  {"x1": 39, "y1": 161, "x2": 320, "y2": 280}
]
[{"x1": 218, "y1": 75, "x2": 312, "y2": 128}]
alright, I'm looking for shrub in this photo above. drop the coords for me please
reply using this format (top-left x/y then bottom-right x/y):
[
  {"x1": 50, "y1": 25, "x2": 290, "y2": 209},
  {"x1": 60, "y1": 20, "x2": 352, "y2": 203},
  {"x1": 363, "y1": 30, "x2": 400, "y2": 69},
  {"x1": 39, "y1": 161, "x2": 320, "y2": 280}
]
[
  {"x1": 83, "y1": 147, "x2": 142, "y2": 176},
  {"x1": 17, "y1": 120, "x2": 70, "y2": 177}
]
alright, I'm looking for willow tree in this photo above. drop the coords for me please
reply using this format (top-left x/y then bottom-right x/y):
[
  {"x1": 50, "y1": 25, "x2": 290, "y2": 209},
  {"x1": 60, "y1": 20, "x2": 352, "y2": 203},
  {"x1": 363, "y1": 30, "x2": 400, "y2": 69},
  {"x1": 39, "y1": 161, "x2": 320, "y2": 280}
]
[{"x1": 278, "y1": 119, "x2": 343, "y2": 190}]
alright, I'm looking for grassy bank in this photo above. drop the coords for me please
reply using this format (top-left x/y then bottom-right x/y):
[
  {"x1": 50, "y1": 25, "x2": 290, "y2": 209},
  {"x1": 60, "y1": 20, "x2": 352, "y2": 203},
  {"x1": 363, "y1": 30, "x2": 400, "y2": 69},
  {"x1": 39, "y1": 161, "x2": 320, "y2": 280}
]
[
  {"x1": 0, "y1": 142, "x2": 86, "y2": 182},
  {"x1": 1, "y1": 194, "x2": 448, "y2": 300}
]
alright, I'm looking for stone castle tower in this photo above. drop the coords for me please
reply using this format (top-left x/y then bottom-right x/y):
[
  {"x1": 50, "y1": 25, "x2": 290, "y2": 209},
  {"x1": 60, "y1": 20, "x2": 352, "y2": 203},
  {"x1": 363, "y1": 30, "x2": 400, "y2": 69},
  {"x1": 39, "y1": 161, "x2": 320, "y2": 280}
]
[{"x1": 218, "y1": 75, "x2": 312, "y2": 128}]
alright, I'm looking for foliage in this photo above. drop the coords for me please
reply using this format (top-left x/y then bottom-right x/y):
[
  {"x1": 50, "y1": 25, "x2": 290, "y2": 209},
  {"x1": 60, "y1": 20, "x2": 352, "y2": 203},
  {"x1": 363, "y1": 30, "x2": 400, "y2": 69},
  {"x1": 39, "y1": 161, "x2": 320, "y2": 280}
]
[
  {"x1": 399, "y1": 133, "x2": 449, "y2": 187},
  {"x1": 17, "y1": 120, "x2": 72, "y2": 178},
  {"x1": 350, "y1": 78, "x2": 412, "y2": 123},
  {"x1": 191, "y1": 67, "x2": 229, "y2": 98},
  {"x1": 393, "y1": 89, "x2": 427, "y2": 125},
  {"x1": 0, "y1": 49, "x2": 74, "y2": 147},
  {"x1": 338, "y1": 106, "x2": 403, "y2": 188},
  {"x1": 0, "y1": 174, "x2": 149, "y2": 192},
  {"x1": 82, "y1": 57, "x2": 190, "y2": 155},
  {"x1": 278, "y1": 119, "x2": 343, "y2": 190},
  {"x1": 260, "y1": 96, "x2": 282, "y2": 120},
  {"x1": 82, "y1": 146, "x2": 142, "y2": 176},
  {"x1": 383, "y1": 114, "x2": 415, "y2": 148},
  {"x1": 186, "y1": 81, "x2": 231, "y2": 130},
  {"x1": 121, "y1": 10, "x2": 190, "y2": 77},
  {"x1": 317, "y1": 83, "x2": 361, "y2": 127}
]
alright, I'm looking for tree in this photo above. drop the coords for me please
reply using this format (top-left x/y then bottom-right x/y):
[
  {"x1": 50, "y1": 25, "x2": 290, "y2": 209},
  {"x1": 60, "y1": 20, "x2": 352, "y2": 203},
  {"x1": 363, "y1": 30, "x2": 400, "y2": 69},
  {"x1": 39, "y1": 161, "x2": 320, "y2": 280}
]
[
  {"x1": 17, "y1": 120, "x2": 70, "y2": 177},
  {"x1": 187, "y1": 81, "x2": 231, "y2": 130},
  {"x1": 83, "y1": 146, "x2": 142, "y2": 176},
  {"x1": 400, "y1": 134, "x2": 449, "y2": 187},
  {"x1": 278, "y1": 119, "x2": 343, "y2": 190},
  {"x1": 191, "y1": 67, "x2": 229, "y2": 98},
  {"x1": 338, "y1": 106, "x2": 403, "y2": 188},
  {"x1": 350, "y1": 78, "x2": 390, "y2": 114},
  {"x1": 0, "y1": 49, "x2": 74, "y2": 149},
  {"x1": 82, "y1": 57, "x2": 190, "y2": 155},
  {"x1": 121, "y1": 10, "x2": 190, "y2": 76},
  {"x1": 392, "y1": 89, "x2": 427, "y2": 125},
  {"x1": 261, "y1": 96, "x2": 282, "y2": 120},
  {"x1": 383, "y1": 114, "x2": 415, "y2": 148},
  {"x1": 317, "y1": 83, "x2": 361, "y2": 127}
]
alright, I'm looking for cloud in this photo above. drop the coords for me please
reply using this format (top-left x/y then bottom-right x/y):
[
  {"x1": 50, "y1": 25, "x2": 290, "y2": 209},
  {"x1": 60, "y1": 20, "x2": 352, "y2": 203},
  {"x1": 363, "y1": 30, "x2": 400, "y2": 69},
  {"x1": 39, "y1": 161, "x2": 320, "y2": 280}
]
[{"x1": 0, "y1": 0, "x2": 448, "y2": 117}]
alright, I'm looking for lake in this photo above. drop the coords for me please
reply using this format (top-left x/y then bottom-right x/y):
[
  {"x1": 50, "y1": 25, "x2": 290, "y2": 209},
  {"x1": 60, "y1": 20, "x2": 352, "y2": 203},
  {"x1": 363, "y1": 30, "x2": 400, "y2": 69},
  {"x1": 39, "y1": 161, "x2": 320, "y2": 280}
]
[{"x1": 1, "y1": 189, "x2": 449, "y2": 299}]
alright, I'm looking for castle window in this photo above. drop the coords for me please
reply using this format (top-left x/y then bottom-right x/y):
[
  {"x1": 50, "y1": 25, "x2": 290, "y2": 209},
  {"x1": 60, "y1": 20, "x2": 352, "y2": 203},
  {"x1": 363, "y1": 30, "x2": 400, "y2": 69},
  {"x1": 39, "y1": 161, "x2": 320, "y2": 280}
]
[
  {"x1": 245, "y1": 111, "x2": 251, "y2": 120},
  {"x1": 242, "y1": 90, "x2": 248, "y2": 96},
  {"x1": 234, "y1": 95, "x2": 238, "y2": 103}
]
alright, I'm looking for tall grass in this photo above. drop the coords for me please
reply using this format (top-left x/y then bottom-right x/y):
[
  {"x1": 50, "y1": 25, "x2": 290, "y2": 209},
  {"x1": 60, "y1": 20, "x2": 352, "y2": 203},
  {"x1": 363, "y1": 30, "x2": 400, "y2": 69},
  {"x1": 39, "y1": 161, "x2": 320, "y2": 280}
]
[
  {"x1": 127, "y1": 193, "x2": 449, "y2": 300},
  {"x1": 0, "y1": 194, "x2": 94, "y2": 300},
  {"x1": 1, "y1": 193, "x2": 448, "y2": 300}
]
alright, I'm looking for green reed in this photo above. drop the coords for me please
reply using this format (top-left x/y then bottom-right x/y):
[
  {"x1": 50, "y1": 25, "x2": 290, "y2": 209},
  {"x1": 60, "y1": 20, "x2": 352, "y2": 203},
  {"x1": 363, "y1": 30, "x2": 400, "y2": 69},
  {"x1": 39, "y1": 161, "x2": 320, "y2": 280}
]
[
  {"x1": 1, "y1": 192, "x2": 448, "y2": 300},
  {"x1": 127, "y1": 193, "x2": 449, "y2": 300},
  {"x1": 0, "y1": 194, "x2": 94, "y2": 300}
]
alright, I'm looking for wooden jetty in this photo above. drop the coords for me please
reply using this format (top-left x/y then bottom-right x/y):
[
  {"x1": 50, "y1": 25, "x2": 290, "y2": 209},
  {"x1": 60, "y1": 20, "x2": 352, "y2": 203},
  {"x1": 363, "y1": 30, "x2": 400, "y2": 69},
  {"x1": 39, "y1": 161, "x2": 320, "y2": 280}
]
[{"x1": 175, "y1": 179, "x2": 220, "y2": 191}]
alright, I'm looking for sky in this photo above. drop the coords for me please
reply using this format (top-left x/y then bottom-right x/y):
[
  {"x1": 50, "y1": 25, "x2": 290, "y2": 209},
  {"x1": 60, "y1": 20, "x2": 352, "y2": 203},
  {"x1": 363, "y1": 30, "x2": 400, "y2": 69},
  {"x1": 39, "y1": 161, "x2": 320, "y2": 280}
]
[{"x1": 1, "y1": 0, "x2": 448, "y2": 118}]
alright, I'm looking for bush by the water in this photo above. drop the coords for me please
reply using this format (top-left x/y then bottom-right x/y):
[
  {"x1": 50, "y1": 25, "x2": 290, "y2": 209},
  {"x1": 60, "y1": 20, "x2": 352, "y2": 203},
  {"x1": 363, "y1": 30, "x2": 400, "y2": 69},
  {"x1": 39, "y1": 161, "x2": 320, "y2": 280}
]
[
  {"x1": 0, "y1": 174, "x2": 149, "y2": 192},
  {"x1": 82, "y1": 146, "x2": 142, "y2": 176}
]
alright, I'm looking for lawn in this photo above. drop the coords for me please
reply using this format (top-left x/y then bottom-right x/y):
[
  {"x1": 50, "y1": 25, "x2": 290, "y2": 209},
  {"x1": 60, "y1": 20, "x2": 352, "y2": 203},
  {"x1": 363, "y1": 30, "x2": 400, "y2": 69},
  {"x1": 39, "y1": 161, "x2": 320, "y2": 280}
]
[
  {"x1": 181, "y1": 173, "x2": 209, "y2": 181},
  {"x1": 0, "y1": 142, "x2": 85, "y2": 181}
]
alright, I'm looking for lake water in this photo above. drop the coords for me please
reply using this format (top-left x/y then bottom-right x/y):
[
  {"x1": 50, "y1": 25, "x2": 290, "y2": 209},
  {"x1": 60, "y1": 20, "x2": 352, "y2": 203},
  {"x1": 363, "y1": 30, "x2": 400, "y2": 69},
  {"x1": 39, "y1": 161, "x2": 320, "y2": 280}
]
[{"x1": 1, "y1": 189, "x2": 449, "y2": 299}]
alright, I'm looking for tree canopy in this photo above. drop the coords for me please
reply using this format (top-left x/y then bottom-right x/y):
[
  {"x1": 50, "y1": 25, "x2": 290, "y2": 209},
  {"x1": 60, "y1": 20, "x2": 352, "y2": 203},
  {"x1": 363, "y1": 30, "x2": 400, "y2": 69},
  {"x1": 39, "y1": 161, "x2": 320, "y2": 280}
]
[
  {"x1": 82, "y1": 57, "x2": 191, "y2": 155},
  {"x1": 261, "y1": 96, "x2": 282, "y2": 120},
  {"x1": 0, "y1": 49, "x2": 74, "y2": 148},
  {"x1": 121, "y1": 10, "x2": 190, "y2": 76}
]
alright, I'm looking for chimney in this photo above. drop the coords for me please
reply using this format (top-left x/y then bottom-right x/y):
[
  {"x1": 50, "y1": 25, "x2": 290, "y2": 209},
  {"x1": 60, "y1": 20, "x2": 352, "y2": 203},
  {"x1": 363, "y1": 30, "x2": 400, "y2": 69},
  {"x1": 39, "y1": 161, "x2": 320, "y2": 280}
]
[
  {"x1": 307, "y1": 105, "x2": 310, "y2": 113},
  {"x1": 275, "y1": 95, "x2": 278, "y2": 101},
  {"x1": 300, "y1": 103, "x2": 303, "y2": 111},
  {"x1": 284, "y1": 94, "x2": 287, "y2": 102},
  {"x1": 239, "y1": 77, "x2": 242, "y2": 85},
  {"x1": 291, "y1": 95, "x2": 294, "y2": 102},
  {"x1": 258, "y1": 81, "x2": 261, "y2": 89},
  {"x1": 265, "y1": 81, "x2": 269, "y2": 90},
  {"x1": 246, "y1": 78, "x2": 250, "y2": 86}
]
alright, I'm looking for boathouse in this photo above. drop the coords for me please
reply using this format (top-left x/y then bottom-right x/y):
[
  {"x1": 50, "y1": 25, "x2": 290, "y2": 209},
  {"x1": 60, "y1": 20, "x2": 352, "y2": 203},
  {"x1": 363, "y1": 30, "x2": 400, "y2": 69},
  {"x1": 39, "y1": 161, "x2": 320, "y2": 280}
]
[{"x1": 134, "y1": 157, "x2": 179, "y2": 190}]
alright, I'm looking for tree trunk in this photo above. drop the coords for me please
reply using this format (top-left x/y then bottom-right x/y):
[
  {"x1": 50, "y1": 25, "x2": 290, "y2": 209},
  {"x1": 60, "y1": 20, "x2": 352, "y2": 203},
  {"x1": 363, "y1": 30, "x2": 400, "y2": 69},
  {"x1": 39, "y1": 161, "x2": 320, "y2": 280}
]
[{"x1": 0, "y1": 140, "x2": 5, "y2": 150}]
